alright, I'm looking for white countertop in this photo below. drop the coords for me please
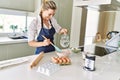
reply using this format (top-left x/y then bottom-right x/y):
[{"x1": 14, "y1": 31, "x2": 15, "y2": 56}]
[
  {"x1": 0, "y1": 37, "x2": 27, "y2": 44},
  {"x1": 0, "y1": 49, "x2": 120, "y2": 80}
]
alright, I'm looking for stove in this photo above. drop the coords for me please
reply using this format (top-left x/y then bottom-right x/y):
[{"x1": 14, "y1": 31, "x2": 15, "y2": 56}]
[{"x1": 79, "y1": 45, "x2": 117, "y2": 57}]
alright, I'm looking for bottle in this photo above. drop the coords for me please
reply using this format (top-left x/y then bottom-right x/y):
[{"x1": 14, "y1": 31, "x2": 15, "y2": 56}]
[{"x1": 83, "y1": 54, "x2": 96, "y2": 71}]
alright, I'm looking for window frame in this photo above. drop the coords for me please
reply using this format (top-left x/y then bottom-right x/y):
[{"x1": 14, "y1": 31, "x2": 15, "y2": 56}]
[{"x1": 0, "y1": 8, "x2": 34, "y2": 37}]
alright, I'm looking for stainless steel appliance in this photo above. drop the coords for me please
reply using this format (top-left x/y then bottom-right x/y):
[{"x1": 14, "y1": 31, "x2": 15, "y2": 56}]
[
  {"x1": 107, "y1": 31, "x2": 119, "y2": 39},
  {"x1": 79, "y1": 45, "x2": 117, "y2": 57}
]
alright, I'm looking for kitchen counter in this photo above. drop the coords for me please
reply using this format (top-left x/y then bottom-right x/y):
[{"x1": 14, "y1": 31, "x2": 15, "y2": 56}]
[
  {"x1": 0, "y1": 37, "x2": 27, "y2": 44},
  {"x1": 0, "y1": 48, "x2": 120, "y2": 80}
]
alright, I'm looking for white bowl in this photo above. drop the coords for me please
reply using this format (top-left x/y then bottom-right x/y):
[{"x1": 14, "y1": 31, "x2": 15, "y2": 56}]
[
  {"x1": 56, "y1": 49, "x2": 70, "y2": 57},
  {"x1": 71, "y1": 47, "x2": 81, "y2": 53}
]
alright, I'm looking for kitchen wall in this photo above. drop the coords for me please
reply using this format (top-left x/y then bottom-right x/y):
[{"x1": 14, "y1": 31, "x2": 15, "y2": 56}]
[
  {"x1": 70, "y1": 7, "x2": 83, "y2": 47},
  {"x1": 51, "y1": 0, "x2": 73, "y2": 48},
  {"x1": 95, "y1": 11, "x2": 115, "y2": 39}
]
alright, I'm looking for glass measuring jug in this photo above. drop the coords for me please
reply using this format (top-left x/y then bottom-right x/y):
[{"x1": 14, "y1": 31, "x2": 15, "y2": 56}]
[{"x1": 60, "y1": 34, "x2": 70, "y2": 48}]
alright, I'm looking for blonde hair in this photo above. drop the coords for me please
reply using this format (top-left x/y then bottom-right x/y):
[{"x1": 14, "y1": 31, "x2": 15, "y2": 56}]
[
  {"x1": 40, "y1": 0, "x2": 57, "y2": 13},
  {"x1": 42, "y1": 0, "x2": 48, "y2": 4}
]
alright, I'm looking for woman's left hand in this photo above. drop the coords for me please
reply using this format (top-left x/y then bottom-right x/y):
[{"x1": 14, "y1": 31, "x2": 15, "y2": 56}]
[{"x1": 60, "y1": 28, "x2": 68, "y2": 34}]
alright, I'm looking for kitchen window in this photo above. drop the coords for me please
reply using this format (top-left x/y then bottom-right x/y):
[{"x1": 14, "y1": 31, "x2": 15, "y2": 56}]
[{"x1": 0, "y1": 9, "x2": 35, "y2": 35}]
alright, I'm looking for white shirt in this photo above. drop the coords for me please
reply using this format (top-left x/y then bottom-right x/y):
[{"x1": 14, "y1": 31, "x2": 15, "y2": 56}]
[{"x1": 28, "y1": 15, "x2": 62, "y2": 42}]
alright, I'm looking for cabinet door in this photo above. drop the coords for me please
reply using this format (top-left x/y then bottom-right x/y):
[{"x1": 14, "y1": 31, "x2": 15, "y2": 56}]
[
  {"x1": 0, "y1": 0, "x2": 35, "y2": 12},
  {"x1": 0, "y1": 45, "x2": 7, "y2": 61},
  {"x1": 74, "y1": 0, "x2": 111, "y2": 6},
  {"x1": 7, "y1": 43, "x2": 35, "y2": 59}
]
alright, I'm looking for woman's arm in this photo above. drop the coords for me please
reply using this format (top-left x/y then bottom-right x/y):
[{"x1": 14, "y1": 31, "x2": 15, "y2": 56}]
[{"x1": 28, "y1": 39, "x2": 50, "y2": 47}]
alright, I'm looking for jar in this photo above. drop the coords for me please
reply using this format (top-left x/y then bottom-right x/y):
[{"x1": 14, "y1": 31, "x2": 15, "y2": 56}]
[{"x1": 83, "y1": 54, "x2": 96, "y2": 71}]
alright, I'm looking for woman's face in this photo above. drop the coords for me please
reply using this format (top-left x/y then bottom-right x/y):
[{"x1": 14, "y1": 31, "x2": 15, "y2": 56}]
[{"x1": 42, "y1": 9, "x2": 55, "y2": 21}]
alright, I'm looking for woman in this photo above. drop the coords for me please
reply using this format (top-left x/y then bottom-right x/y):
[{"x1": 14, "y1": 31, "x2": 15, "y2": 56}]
[{"x1": 28, "y1": 0, "x2": 67, "y2": 54}]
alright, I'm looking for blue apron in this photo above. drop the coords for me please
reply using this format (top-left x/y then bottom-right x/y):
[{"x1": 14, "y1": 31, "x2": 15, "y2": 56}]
[{"x1": 35, "y1": 20, "x2": 56, "y2": 54}]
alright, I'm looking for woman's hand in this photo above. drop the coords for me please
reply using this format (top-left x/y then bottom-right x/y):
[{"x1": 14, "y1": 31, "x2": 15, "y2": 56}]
[
  {"x1": 60, "y1": 28, "x2": 68, "y2": 34},
  {"x1": 43, "y1": 38, "x2": 51, "y2": 46}
]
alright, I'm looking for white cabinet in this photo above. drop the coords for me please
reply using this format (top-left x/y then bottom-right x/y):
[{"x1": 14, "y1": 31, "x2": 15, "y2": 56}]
[
  {"x1": 74, "y1": 0, "x2": 112, "y2": 6},
  {"x1": 0, "y1": 45, "x2": 7, "y2": 61},
  {"x1": 0, "y1": 42, "x2": 35, "y2": 61},
  {"x1": 0, "y1": 0, "x2": 35, "y2": 12},
  {"x1": 114, "y1": 11, "x2": 120, "y2": 31}
]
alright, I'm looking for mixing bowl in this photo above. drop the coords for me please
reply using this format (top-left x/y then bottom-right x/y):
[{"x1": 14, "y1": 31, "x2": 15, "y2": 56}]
[{"x1": 56, "y1": 49, "x2": 70, "y2": 57}]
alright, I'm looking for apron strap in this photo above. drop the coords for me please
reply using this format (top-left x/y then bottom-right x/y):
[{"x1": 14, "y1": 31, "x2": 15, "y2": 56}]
[
  {"x1": 40, "y1": 14, "x2": 53, "y2": 28},
  {"x1": 49, "y1": 20, "x2": 53, "y2": 28}
]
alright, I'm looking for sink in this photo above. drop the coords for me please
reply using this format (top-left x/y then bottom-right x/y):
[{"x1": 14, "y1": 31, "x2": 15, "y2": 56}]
[
  {"x1": 10, "y1": 36, "x2": 27, "y2": 39},
  {"x1": 79, "y1": 45, "x2": 117, "y2": 57},
  {"x1": 8, "y1": 33, "x2": 27, "y2": 39},
  {"x1": 9, "y1": 36, "x2": 27, "y2": 39}
]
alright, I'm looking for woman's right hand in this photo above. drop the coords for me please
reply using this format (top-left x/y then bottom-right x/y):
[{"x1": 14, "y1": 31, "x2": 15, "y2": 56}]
[{"x1": 43, "y1": 38, "x2": 51, "y2": 46}]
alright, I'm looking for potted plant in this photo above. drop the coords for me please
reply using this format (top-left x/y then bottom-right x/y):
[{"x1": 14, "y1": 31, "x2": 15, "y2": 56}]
[
  {"x1": 10, "y1": 25, "x2": 18, "y2": 36},
  {"x1": 0, "y1": 25, "x2": 3, "y2": 29}
]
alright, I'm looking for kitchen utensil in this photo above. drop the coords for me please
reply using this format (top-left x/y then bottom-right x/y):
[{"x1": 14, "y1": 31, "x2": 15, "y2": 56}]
[
  {"x1": 30, "y1": 52, "x2": 44, "y2": 69},
  {"x1": 41, "y1": 35, "x2": 62, "y2": 52},
  {"x1": 60, "y1": 34, "x2": 70, "y2": 48},
  {"x1": 107, "y1": 31, "x2": 119, "y2": 39},
  {"x1": 56, "y1": 49, "x2": 70, "y2": 57},
  {"x1": 51, "y1": 43, "x2": 62, "y2": 52}
]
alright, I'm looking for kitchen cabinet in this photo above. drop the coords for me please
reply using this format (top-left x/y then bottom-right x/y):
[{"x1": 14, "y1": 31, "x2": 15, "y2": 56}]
[
  {"x1": 0, "y1": 45, "x2": 7, "y2": 61},
  {"x1": 74, "y1": 0, "x2": 120, "y2": 11},
  {"x1": 0, "y1": 0, "x2": 35, "y2": 12},
  {"x1": 0, "y1": 42, "x2": 35, "y2": 61},
  {"x1": 74, "y1": 0, "x2": 112, "y2": 6}
]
